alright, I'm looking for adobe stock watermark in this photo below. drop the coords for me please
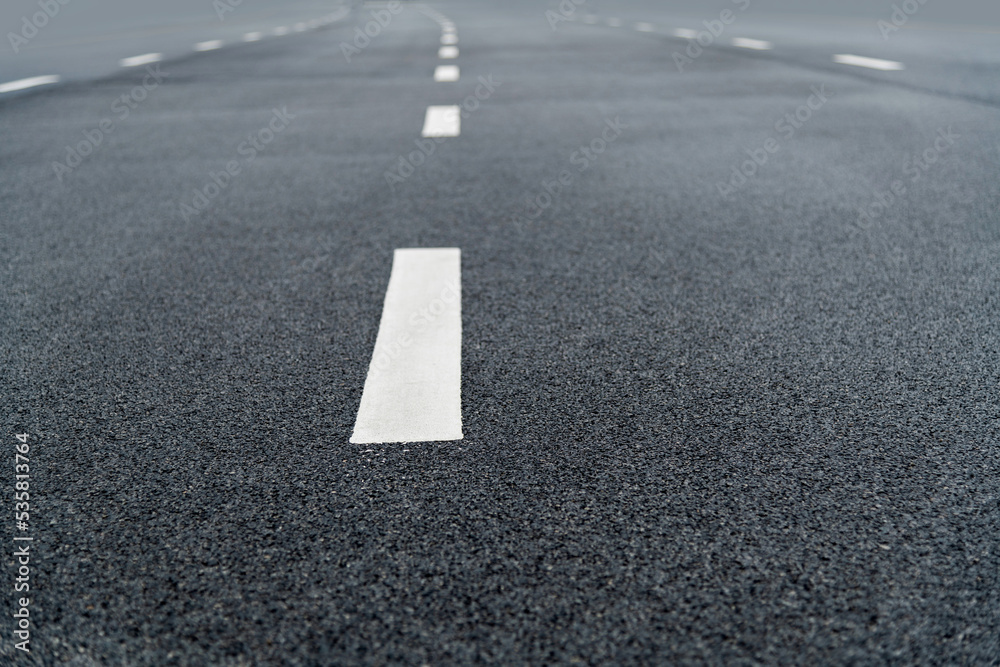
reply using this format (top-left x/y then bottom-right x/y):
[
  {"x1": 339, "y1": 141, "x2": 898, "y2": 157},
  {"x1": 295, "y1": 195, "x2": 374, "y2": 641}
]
[
  {"x1": 340, "y1": 2, "x2": 404, "y2": 63},
  {"x1": 716, "y1": 84, "x2": 832, "y2": 196},
  {"x1": 8, "y1": 0, "x2": 72, "y2": 54},
  {"x1": 878, "y1": 0, "x2": 930, "y2": 39},
  {"x1": 51, "y1": 65, "x2": 167, "y2": 182},
  {"x1": 366, "y1": 278, "x2": 460, "y2": 382},
  {"x1": 673, "y1": 0, "x2": 751, "y2": 72},
  {"x1": 546, "y1": 0, "x2": 588, "y2": 31},
  {"x1": 212, "y1": 0, "x2": 244, "y2": 21},
  {"x1": 855, "y1": 126, "x2": 960, "y2": 230},
  {"x1": 178, "y1": 107, "x2": 295, "y2": 221},
  {"x1": 512, "y1": 116, "x2": 628, "y2": 229},
  {"x1": 383, "y1": 75, "x2": 502, "y2": 190}
]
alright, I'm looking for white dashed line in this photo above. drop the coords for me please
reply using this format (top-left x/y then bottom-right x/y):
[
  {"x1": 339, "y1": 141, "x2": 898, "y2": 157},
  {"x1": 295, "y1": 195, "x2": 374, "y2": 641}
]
[
  {"x1": 606, "y1": 17, "x2": 622, "y2": 27},
  {"x1": 438, "y1": 45, "x2": 459, "y2": 59},
  {"x1": 634, "y1": 22, "x2": 655, "y2": 32},
  {"x1": 243, "y1": 32, "x2": 263, "y2": 42},
  {"x1": 434, "y1": 65, "x2": 460, "y2": 82},
  {"x1": 350, "y1": 248, "x2": 463, "y2": 445},
  {"x1": 421, "y1": 105, "x2": 461, "y2": 137},
  {"x1": 732, "y1": 37, "x2": 773, "y2": 50},
  {"x1": 194, "y1": 40, "x2": 223, "y2": 52},
  {"x1": 441, "y1": 33, "x2": 458, "y2": 45},
  {"x1": 293, "y1": 22, "x2": 307, "y2": 32},
  {"x1": 119, "y1": 53, "x2": 163, "y2": 67},
  {"x1": 274, "y1": 26, "x2": 289, "y2": 36},
  {"x1": 833, "y1": 53, "x2": 905, "y2": 70},
  {"x1": 0, "y1": 75, "x2": 61, "y2": 94},
  {"x1": 673, "y1": 28, "x2": 699, "y2": 39}
]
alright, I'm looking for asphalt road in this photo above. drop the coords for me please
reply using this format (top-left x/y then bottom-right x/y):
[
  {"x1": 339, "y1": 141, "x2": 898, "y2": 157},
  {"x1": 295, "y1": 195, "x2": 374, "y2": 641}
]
[{"x1": 2, "y1": 0, "x2": 999, "y2": 664}]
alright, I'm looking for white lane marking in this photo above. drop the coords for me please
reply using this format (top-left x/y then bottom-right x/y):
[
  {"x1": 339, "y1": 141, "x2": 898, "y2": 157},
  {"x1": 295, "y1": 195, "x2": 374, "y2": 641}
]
[
  {"x1": 351, "y1": 248, "x2": 463, "y2": 444},
  {"x1": 582, "y1": 15, "x2": 598, "y2": 24},
  {"x1": 119, "y1": 53, "x2": 163, "y2": 67},
  {"x1": 634, "y1": 22, "x2": 655, "y2": 32},
  {"x1": 441, "y1": 22, "x2": 456, "y2": 31},
  {"x1": 673, "y1": 28, "x2": 699, "y2": 39},
  {"x1": 421, "y1": 105, "x2": 461, "y2": 137},
  {"x1": 607, "y1": 17, "x2": 622, "y2": 27},
  {"x1": 434, "y1": 65, "x2": 460, "y2": 82},
  {"x1": 833, "y1": 53, "x2": 905, "y2": 70},
  {"x1": 293, "y1": 22, "x2": 307, "y2": 32},
  {"x1": 438, "y1": 45, "x2": 459, "y2": 59},
  {"x1": 194, "y1": 40, "x2": 223, "y2": 52},
  {"x1": 441, "y1": 33, "x2": 458, "y2": 45},
  {"x1": 274, "y1": 26, "x2": 290, "y2": 36},
  {"x1": 243, "y1": 31, "x2": 263, "y2": 42},
  {"x1": 0, "y1": 75, "x2": 60, "y2": 94},
  {"x1": 732, "y1": 37, "x2": 773, "y2": 50}
]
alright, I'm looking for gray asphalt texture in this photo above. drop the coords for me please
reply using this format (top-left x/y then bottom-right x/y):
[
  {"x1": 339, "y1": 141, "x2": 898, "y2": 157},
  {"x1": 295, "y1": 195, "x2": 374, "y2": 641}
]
[{"x1": 2, "y1": 0, "x2": 1000, "y2": 665}]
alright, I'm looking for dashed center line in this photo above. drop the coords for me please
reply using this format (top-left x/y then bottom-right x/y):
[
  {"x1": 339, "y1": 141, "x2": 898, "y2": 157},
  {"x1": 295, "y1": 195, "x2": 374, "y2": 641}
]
[
  {"x1": 634, "y1": 22, "x2": 655, "y2": 32},
  {"x1": 732, "y1": 37, "x2": 773, "y2": 50},
  {"x1": 422, "y1": 105, "x2": 461, "y2": 137},
  {"x1": 438, "y1": 45, "x2": 459, "y2": 59},
  {"x1": 0, "y1": 75, "x2": 61, "y2": 94},
  {"x1": 119, "y1": 53, "x2": 163, "y2": 67},
  {"x1": 274, "y1": 26, "x2": 290, "y2": 36},
  {"x1": 833, "y1": 53, "x2": 905, "y2": 70},
  {"x1": 673, "y1": 28, "x2": 699, "y2": 39},
  {"x1": 441, "y1": 33, "x2": 458, "y2": 45},
  {"x1": 243, "y1": 32, "x2": 263, "y2": 42},
  {"x1": 350, "y1": 248, "x2": 463, "y2": 445},
  {"x1": 434, "y1": 65, "x2": 460, "y2": 82},
  {"x1": 194, "y1": 40, "x2": 223, "y2": 52}
]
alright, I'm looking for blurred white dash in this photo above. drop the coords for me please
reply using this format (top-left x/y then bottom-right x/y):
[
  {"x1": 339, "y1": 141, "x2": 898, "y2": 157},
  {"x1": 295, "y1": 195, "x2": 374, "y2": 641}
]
[
  {"x1": 243, "y1": 32, "x2": 263, "y2": 42},
  {"x1": 607, "y1": 17, "x2": 622, "y2": 27},
  {"x1": 350, "y1": 248, "x2": 463, "y2": 445},
  {"x1": 194, "y1": 40, "x2": 223, "y2": 52},
  {"x1": 274, "y1": 26, "x2": 290, "y2": 36},
  {"x1": 673, "y1": 28, "x2": 699, "y2": 39},
  {"x1": 634, "y1": 22, "x2": 655, "y2": 32},
  {"x1": 421, "y1": 105, "x2": 460, "y2": 137},
  {"x1": 0, "y1": 75, "x2": 60, "y2": 94},
  {"x1": 441, "y1": 33, "x2": 458, "y2": 45},
  {"x1": 438, "y1": 45, "x2": 458, "y2": 59},
  {"x1": 731, "y1": 37, "x2": 773, "y2": 50},
  {"x1": 119, "y1": 53, "x2": 162, "y2": 67},
  {"x1": 434, "y1": 65, "x2": 460, "y2": 82},
  {"x1": 833, "y1": 54, "x2": 905, "y2": 71}
]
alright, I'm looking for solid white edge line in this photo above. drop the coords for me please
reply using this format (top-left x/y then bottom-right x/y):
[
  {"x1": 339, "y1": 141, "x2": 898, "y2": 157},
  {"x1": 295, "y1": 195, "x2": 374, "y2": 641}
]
[
  {"x1": 732, "y1": 37, "x2": 773, "y2": 50},
  {"x1": 0, "y1": 75, "x2": 61, "y2": 94},
  {"x1": 833, "y1": 53, "x2": 905, "y2": 71},
  {"x1": 438, "y1": 45, "x2": 459, "y2": 59},
  {"x1": 434, "y1": 65, "x2": 460, "y2": 82},
  {"x1": 194, "y1": 40, "x2": 223, "y2": 52},
  {"x1": 350, "y1": 248, "x2": 463, "y2": 445},
  {"x1": 421, "y1": 105, "x2": 461, "y2": 137},
  {"x1": 119, "y1": 53, "x2": 163, "y2": 67}
]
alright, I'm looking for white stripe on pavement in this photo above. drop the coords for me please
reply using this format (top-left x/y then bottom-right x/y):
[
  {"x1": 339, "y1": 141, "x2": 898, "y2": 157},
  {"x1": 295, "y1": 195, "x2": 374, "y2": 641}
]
[
  {"x1": 607, "y1": 17, "x2": 622, "y2": 27},
  {"x1": 441, "y1": 33, "x2": 458, "y2": 45},
  {"x1": 274, "y1": 26, "x2": 290, "y2": 36},
  {"x1": 351, "y1": 248, "x2": 463, "y2": 444},
  {"x1": 833, "y1": 53, "x2": 905, "y2": 71},
  {"x1": 421, "y1": 105, "x2": 461, "y2": 137},
  {"x1": 0, "y1": 75, "x2": 60, "y2": 94},
  {"x1": 194, "y1": 40, "x2": 223, "y2": 52},
  {"x1": 119, "y1": 53, "x2": 163, "y2": 67},
  {"x1": 438, "y1": 45, "x2": 459, "y2": 59},
  {"x1": 732, "y1": 37, "x2": 773, "y2": 50},
  {"x1": 434, "y1": 65, "x2": 460, "y2": 82},
  {"x1": 673, "y1": 28, "x2": 699, "y2": 39},
  {"x1": 243, "y1": 32, "x2": 263, "y2": 42},
  {"x1": 634, "y1": 22, "x2": 655, "y2": 32}
]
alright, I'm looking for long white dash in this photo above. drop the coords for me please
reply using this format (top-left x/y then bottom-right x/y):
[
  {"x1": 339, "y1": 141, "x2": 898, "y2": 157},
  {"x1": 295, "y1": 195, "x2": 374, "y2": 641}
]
[
  {"x1": 673, "y1": 28, "x2": 699, "y2": 39},
  {"x1": 243, "y1": 32, "x2": 263, "y2": 42},
  {"x1": 351, "y1": 248, "x2": 463, "y2": 444},
  {"x1": 421, "y1": 105, "x2": 460, "y2": 137},
  {"x1": 194, "y1": 40, "x2": 223, "y2": 52},
  {"x1": 0, "y1": 75, "x2": 61, "y2": 94},
  {"x1": 732, "y1": 37, "x2": 773, "y2": 50},
  {"x1": 833, "y1": 54, "x2": 905, "y2": 70},
  {"x1": 119, "y1": 53, "x2": 163, "y2": 67},
  {"x1": 434, "y1": 65, "x2": 460, "y2": 82},
  {"x1": 438, "y1": 45, "x2": 458, "y2": 59},
  {"x1": 274, "y1": 26, "x2": 290, "y2": 36}
]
